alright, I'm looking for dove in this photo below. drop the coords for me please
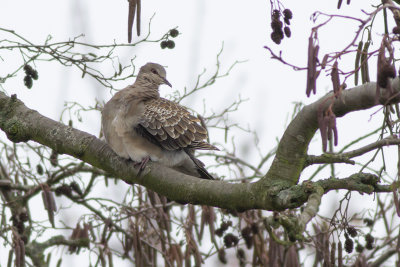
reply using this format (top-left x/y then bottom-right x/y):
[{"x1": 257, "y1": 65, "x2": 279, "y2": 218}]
[{"x1": 102, "y1": 62, "x2": 218, "y2": 179}]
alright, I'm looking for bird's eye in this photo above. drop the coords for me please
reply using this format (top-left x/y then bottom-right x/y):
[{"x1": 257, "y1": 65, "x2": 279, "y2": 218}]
[{"x1": 151, "y1": 68, "x2": 158, "y2": 75}]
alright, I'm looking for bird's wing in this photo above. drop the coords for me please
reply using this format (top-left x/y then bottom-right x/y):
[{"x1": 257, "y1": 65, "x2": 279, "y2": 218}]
[{"x1": 137, "y1": 98, "x2": 218, "y2": 151}]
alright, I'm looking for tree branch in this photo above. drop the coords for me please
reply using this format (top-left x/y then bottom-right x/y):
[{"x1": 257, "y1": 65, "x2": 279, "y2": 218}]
[
  {"x1": 262, "y1": 78, "x2": 400, "y2": 187},
  {"x1": 0, "y1": 92, "x2": 269, "y2": 211},
  {"x1": 306, "y1": 136, "x2": 400, "y2": 166},
  {"x1": 0, "y1": 79, "x2": 396, "y2": 212}
]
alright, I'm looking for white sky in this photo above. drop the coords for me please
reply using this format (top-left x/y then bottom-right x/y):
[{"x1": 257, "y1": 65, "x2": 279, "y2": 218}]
[{"x1": 1, "y1": 0, "x2": 397, "y2": 266}]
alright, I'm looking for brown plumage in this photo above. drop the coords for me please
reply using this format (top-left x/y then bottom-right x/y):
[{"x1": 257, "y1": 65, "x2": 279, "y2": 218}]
[{"x1": 102, "y1": 62, "x2": 218, "y2": 179}]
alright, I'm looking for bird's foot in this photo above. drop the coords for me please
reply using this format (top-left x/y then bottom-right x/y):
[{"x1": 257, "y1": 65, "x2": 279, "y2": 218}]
[{"x1": 134, "y1": 156, "x2": 150, "y2": 176}]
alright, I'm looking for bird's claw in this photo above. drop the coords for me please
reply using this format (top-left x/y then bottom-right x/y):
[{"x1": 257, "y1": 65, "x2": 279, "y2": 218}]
[{"x1": 134, "y1": 156, "x2": 150, "y2": 176}]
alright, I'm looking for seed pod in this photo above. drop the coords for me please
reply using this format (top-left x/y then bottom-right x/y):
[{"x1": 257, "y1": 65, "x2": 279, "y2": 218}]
[
  {"x1": 7, "y1": 249, "x2": 13, "y2": 267},
  {"x1": 331, "y1": 61, "x2": 340, "y2": 96},
  {"x1": 271, "y1": 19, "x2": 283, "y2": 31},
  {"x1": 363, "y1": 218, "x2": 374, "y2": 227},
  {"x1": 70, "y1": 181, "x2": 83, "y2": 196},
  {"x1": 55, "y1": 184, "x2": 72, "y2": 197},
  {"x1": 14, "y1": 242, "x2": 21, "y2": 267},
  {"x1": 30, "y1": 69, "x2": 38, "y2": 80},
  {"x1": 321, "y1": 54, "x2": 329, "y2": 69},
  {"x1": 241, "y1": 226, "x2": 252, "y2": 238},
  {"x1": 323, "y1": 238, "x2": 330, "y2": 267},
  {"x1": 329, "y1": 112, "x2": 338, "y2": 146},
  {"x1": 241, "y1": 227, "x2": 253, "y2": 249},
  {"x1": 169, "y1": 29, "x2": 179, "y2": 37},
  {"x1": 356, "y1": 243, "x2": 364, "y2": 253},
  {"x1": 271, "y1": 31, "x2": 284, "y2": 44},
  {"x1": 237, "y1": 248, "x2": 246, "y2": 266},
  {"x1": 123, "y1": 236, "x2": 133, "y2": 255},
  {"x1": 337, "y1": 0, "x2": 343, "y2": 9},
  {"x1": 218, "y1": 248, "x2": 227, "y2": 264},
  {"x1": 283, "y1": 9, "x2": 293, "y2": 20},
  {"x1": 19, "y1": 208, "x2": 28, "y2": 222},
  {"x1": 251, "y1": 223, "x2": 259, "y2": 234},
  {"x1": 330, "y1": 241, "x2": 336, "y2": 266},
  {"x1": 42, "y1": 187, "x2": 56, "y2": 226},
  {"x1": 166, "y1": 40, "x2": 175, "y2": 49},
  {"x1": 71, "y1": 223, "x2": 81, "y2": 240},
  {"x1": 354, "y1": 41, "x2": 363, "y2": 86},
  {"x1": 223, "y1": 233, "x2": 239, "y2": 248},
  {"x1": 272, "y1": 9, "x2": 280, "y2": 19},
  {"x1": 347, "y1": 226, "x2": 357, "y2": 237},
  {"x1": 50, "y1": 150, "x2": 58, "y2": 167},
  {"x1": 136, "y1": 0, "x2": 141, "y2": 36},
  {"x1": 215, "y1": 228, "x2": 224, "y2": 237},
  {"x1": 23, "y1": 76, "x2": 33, "y2": 89},
  {"x1": 306, "y1": 36, "x2": 319, "y2": 97},
  {"x1": 360, "y1": 41, "x2": 371, "y2": 84},
  {"x1": 48, "y1": 191, "x2": 57, "y2": 212},
  {"x1": 160, "y1": 41, "x2": 168, "y2": 49},
  {"x1": 69, "y1": 223, "x2": 81, "y2": 253},
  {"x1": 322, "y1": 115, "x2": 330, "y2": 152},
  {"x1": 216, "y1": 221, "x2": 232, "y2": 236},
  {"x1": 19, "y1": 240, "x2": 25, "y2": 267},
  {"x1": 284, "y1": 26, "x2": 291, "y2": 38},
  {"x1": 365, "y1": 242, "x2": 373, "y2": 250},
  {"x1": 23, "y1": 64, "x2": 35, "y2": 77},
  {"x1": 42, "y1": 190, "x2": 50, "y2": 211},
  {"x1": 171, "y1": 244, "x2": 183, "y2": 266},
  {"x1": 344, "y1": 237, "x2": 354, "y2": 253},
  {"x1": 365, "y1": 234, "x2": 374, "y2": 250},
  {"x1": 378, "y1": 62, "x2": 396, "y2": 88},
  {"x1": 80, "y1": 223, "x2": 90, "y2": 239}
]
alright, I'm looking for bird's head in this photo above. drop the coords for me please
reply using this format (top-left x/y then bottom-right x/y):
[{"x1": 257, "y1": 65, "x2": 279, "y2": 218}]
[{"x1": 137, "y1": 62, "x2": 172, "y2": 87}]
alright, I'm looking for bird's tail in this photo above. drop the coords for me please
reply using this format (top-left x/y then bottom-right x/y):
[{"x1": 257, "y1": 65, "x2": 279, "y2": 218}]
[{"x1": 184, "y1": 150, "x2": 215, "y2": 180}]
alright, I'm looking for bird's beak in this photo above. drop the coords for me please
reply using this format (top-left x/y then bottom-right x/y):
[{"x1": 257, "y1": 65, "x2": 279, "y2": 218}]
[{"x1": 162, "y1": 77, "x2": 172, "y2": 87}]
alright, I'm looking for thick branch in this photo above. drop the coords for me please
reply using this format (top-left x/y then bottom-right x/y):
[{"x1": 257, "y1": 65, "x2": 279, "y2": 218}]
[
  {"x1": 0, "y1": 92, "x2": 268, "y2": 211},
  {"x1": 0, "y1": 79, "x2": 395, "y2": 211},
  {"x1": 262, "y1": 78, "x2": 400, "y2": 186}
]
